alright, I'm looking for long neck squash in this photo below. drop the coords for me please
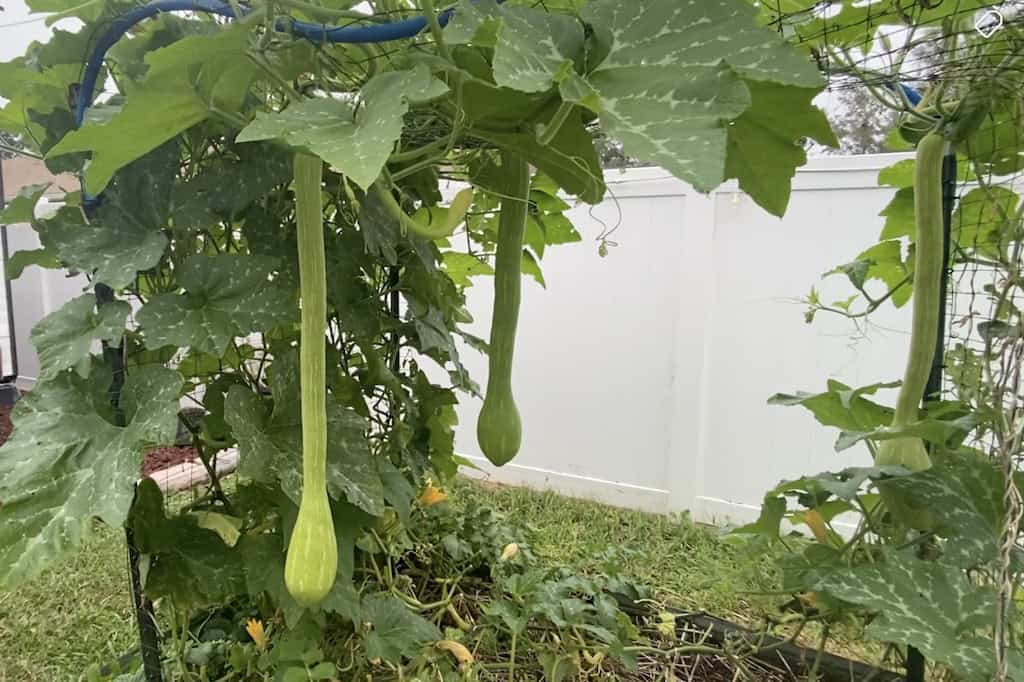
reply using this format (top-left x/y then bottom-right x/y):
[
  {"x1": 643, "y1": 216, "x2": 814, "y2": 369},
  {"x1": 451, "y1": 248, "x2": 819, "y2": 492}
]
[
  {"x1": 476, "y1": 152, "x2": 530, "y2": 466},
  {"x1": 284, "y1": 152, "x2": 338, "y2": 606},
  {"x1": 876, "y1": 131, "x2": 946, "y2": 526}
]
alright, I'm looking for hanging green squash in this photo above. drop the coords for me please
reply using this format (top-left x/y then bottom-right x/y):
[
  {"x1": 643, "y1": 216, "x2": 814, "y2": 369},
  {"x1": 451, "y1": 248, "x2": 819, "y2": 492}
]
[
  {"x1": 875, "y1": 131, "x2": 946, "y2": 528},
  {"x1": 477, "y1": 152, "x2": 530, "y2": 466},
  {"x1": 284, "y1": 152, "x2": 338, "y2": 606}
]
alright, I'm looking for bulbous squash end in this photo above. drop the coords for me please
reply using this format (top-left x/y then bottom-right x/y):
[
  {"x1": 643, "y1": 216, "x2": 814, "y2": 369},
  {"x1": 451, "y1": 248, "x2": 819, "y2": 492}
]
[
  {"x1": 284, "y1": 496, "x2": 339, "y2": 607},
  {"x1": 477, "y1": 396, "x2": 522, "y2": 467}
]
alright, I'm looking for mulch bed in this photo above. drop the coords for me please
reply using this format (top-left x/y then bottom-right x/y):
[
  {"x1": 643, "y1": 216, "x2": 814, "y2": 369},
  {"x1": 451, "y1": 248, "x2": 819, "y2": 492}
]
[
  {"x1": 0, "y1": 404, "x2": 11, "y2": 446},
  {"x1": 141, "y1": 446, "x2": 197, "y2": 476},
  {"x1": 0, "y1": 401, "x2": 196, "y2": 475}
]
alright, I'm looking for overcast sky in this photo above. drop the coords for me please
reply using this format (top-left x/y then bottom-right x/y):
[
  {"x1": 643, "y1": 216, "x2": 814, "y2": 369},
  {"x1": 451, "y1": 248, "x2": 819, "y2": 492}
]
[{"x1": 0, "y1": 0, "x2": 74, "y2": 63}]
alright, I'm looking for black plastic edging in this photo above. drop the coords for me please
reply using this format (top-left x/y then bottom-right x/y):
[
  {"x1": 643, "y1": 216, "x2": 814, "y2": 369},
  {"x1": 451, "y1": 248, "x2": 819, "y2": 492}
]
[
  {"x1": 619, "y1": 601, "x2": 902, "y2": 681},
  {"x1": 676, "y1": 611, "x2": 903, "y2": 682}
]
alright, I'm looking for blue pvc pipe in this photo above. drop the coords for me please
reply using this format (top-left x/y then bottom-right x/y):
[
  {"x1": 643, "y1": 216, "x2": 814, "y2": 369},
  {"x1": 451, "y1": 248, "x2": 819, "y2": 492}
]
[
  {"x1": 899, "y1": 82, "x2": 923, "y2": 107},
  {"x1": 75, "y1": 0, "x2": 490, "y2": 126}
]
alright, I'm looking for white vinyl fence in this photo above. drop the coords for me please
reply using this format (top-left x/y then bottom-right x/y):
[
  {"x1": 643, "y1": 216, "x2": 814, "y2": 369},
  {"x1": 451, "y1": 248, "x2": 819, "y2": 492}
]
[
  {"x1": 5, "y1": 153, "x2": 918, "y2": 526},
  {"x1": 450, "y1": 154, "x2": 915, "y2": 526},
  {"x1": 4, "y1": 195, "x2": 87, "y2": 387}
]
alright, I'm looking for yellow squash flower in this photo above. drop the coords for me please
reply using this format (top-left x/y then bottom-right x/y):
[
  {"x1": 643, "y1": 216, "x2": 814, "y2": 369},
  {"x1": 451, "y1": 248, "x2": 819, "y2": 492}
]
[
  {"x1": 245, "y1": 618, "x2": 267, "y2": 651},
  {"x1": 437, "y1": 639, "x2": 474, "y2": 666},
  {"x1": 418, "y1": 483, "x2": 448, "y2": 507}
]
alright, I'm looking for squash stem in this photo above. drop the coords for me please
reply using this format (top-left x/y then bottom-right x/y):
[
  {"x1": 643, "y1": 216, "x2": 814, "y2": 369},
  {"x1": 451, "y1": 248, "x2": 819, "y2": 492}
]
[{"x1": 295, "y1": 152, "x2": 328, "y2": 491}]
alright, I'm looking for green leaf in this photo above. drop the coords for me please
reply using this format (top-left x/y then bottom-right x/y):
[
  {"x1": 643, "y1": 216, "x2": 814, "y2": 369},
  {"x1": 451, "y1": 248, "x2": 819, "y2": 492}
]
[
  {"x1": 772, "y1": 0, "x2": 994, "y2": 49},
  {"x1": 964, "y1": 97, "x2": 1024, "y2": 175},
  {"x1": 238, "y1": 524, "x2": 362, "y2": 628},
  {"x1": 815, "y1": 467, "x2": 906, "y2": 501},
  {"x1": 819, "y1": 550, "x2": 1022, "y2": 680},
  {"x1": 30, "y1": 294, "x2": 130, "y2": 380},
  {"x1": 882, "y1": 451, "x2": 1008, "y2": 568},
  {"x1": 442, "y1": 252, "x2": 493, "y2": 287},
  {"x1": 137, "y1": 254, "x2": 295, "y2": 355},
  {"x1": 47, "y1": 24, "x2": 259, "y2": 193},
  {"x1": 580, "y1": 0, "x2": 823, "y2": 193},
  {"x1": 733, "y1": 495, "x2": 786, "y2": 537},
  {"x1": 238, "y1": 532, "x2": 299, "y2": 624},
  {"x1": 468, "y1": 102, "x2": 605, "y2": 203},
  {"x1": 520, "y1": 249, "x2": 545, "y2": 287},
  {"x1": 0, "y1": 62, "x2": 78, "y2": 151},
  {"x1": 224, "y1": 348, "x2": 384, "y2": 515},
  {"x1": 45, "y1": 143, "x2": 177, "y2": 288},
  {"x1": 412, "y1": 306, "x2": 457, "y2": 356},
  {"x1": 826, "y1": 240, "x2": 911, "y2": 308},
  {"x1": 358, "y1": 187, "x2": 400, "y2": 266},
  {"x1": 953, "y1": 186, "x2": 1020, "y2": 257},
  {"x1": 0, "y1": 183, "x2": 49, "y2": 223},
  {"x1": 326, "y1": 229, "x2": 386, "y2": 339},
  {"x1": 193, "y1": 511, "x2": 242, "y2": 547},
  {"x1": 171, "y1": 144, "x2": 293, "y2": 231},
  {"x1": 0, "y1": 363, "x2": 182, "y2": 587},
  {"x1": 446, "y1": 0, "x2": 584, "y2": 93},
  {"x1": 105, "y1": 16, "x2": 212, "y2": 83},
  {"x1": 835, "y1": 410, "x2": 979, "y2": 452},
  {"x1": 129, "y1": 479, "x2": 246, "y2": 609},
  {"x1": 539, "y1": 652, "x2": 579, "y2": 682},
  {"x1": 724, "y1": 81, "x2": 836, "y2": 216},
  {"x1": 879, "y1": 187, "x2": 915, "y2": 240},
  {"x1": 878, "y1": 159, "x2": 916, "y2": 188},
  {"x1": 536, "y1": 212, "x2": 581, "y2": 247},
  {"x1": 238, "y1": 65, "x2": 447, "y2": 189},
  {"x1": 360, "y1": 594, "x2": 442, "y2": 664},
  {"x1": 769, "y1": 380, "x2": 895, "y2": 433},
  {"x1": 6, "y1": 247, "x2": 61, "y2": 279}
]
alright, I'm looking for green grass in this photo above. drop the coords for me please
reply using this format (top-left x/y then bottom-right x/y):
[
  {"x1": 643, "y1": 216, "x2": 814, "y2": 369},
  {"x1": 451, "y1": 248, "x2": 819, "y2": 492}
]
[
  {"x1": 0, "y1": 524, "x2": 138, "y2": 682},
  {"x1": 451, "y1": 478, "x2": 779, "y2": 618},
  {"x1": 0, "y1": 479, "x2": 778, "y2": 681}
]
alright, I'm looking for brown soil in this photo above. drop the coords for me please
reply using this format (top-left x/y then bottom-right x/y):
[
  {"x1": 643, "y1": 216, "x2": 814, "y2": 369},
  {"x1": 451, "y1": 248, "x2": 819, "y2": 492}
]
[
  {"x1": 0, "y1": 401, "x2": 196, "y2": 475},
  {"x1": 0, "y1": 404, "x2": 11, "y2": 446},
  {"x1": 141, "y1": 446, "x2": 197, "y2": 476}
]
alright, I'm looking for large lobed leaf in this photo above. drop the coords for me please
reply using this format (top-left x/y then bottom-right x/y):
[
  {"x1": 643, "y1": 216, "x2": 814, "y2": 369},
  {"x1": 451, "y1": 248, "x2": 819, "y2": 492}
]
[
  {"x1": 820, "y1": 549, "x2": 1024, "y2": 680},
  {"x1": 31, "y1": 293, "x2": 131, "y2": 380},
  {"x1": 360, "y1": 594, "x2": 443, "y2": 664},
  {"x1": 449, "y1": 0, "x2": 831, "y2": 214},
  {"x1": 42, "y1": 143, "x2": 178, "y2": 289},
  {"x1": 884, "y1": 450, "x2": 1015, "y2": 569},
  {"x1": 130, "y1": 479, "x2": 246, "y2": 610},
  {"x1": 0, "y1": 363, "x2": 182, "y2": 587},
  {"x1": 238, "y1": 65, "x2": 448, "y2": 190},
  {"x1": 46, "y1": 24, "x2": 262, "y2": 194},
  {"x1": 137, "y1": 254, "x2": 296, "y2": 356}
]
